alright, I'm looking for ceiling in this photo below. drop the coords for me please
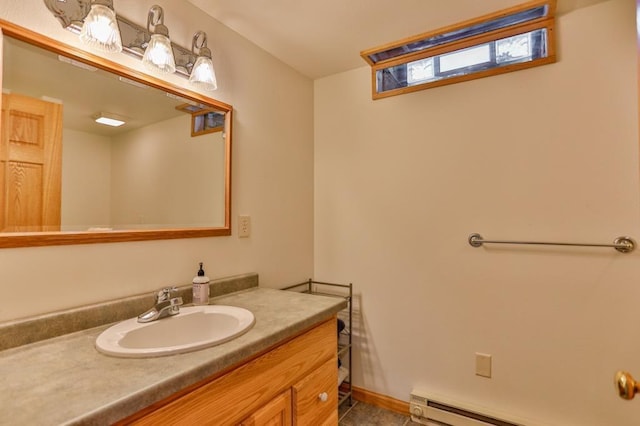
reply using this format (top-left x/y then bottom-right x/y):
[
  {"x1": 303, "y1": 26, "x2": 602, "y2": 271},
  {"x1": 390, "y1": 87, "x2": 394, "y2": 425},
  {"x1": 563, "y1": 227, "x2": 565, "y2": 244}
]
[
  {"x1": 188, "y1": 0, "x2": 610, "y2": 79},
  {"x1": 3, "y1": 37, "x2": 200, "y2": 136},
  {"x1": 3, "y1": 0, "x2": 610, "y2": 132}
]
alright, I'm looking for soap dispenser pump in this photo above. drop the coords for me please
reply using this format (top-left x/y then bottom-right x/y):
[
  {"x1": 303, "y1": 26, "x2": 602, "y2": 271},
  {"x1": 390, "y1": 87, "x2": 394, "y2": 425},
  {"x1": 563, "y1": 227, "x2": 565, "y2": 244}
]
[{"x1": 192, "y1": 262, "x2": 210, "y2": 305}]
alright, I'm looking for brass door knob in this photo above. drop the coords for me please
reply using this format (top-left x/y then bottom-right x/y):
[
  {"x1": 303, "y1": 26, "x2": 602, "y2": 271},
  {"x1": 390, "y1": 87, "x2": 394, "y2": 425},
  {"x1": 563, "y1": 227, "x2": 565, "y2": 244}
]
[{"x1": 615, "y1": 371, "x2": 640, "y2": 400}]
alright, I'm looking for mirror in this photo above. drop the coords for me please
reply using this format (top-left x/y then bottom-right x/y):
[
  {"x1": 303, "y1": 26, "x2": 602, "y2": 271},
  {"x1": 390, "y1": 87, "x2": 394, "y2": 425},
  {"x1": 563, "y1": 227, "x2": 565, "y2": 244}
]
[{"x1": 0, "y1": 20, "x2": 232, "y2": 248}]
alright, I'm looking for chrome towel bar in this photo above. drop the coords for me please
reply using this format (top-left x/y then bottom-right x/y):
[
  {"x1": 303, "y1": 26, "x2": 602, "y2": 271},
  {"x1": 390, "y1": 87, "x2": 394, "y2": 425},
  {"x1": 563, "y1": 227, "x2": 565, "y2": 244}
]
[{"x1": 468, "y1": 233, "x2": 636, "y2": 253}]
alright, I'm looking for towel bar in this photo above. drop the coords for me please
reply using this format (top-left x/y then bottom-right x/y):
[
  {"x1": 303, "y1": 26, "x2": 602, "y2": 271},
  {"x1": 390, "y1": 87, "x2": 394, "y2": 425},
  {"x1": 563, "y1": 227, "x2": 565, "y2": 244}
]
[{"x1": 468, "y1": 233, "x2": 635, "y2": 253}]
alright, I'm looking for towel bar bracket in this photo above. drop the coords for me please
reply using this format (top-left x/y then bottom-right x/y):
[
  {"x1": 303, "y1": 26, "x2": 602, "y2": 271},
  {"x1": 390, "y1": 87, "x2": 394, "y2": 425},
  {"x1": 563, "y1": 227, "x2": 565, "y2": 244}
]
[{"x1": 468, "y1": 233, "x2": 635, "y2": 254}]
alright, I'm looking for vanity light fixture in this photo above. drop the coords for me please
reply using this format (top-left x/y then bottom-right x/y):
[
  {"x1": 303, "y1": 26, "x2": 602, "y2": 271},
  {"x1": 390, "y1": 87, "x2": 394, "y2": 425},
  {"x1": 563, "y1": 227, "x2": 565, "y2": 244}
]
[
  {"x1": 189, "y1": 31, "x2": 218, "y2": 91},
  {"x1": 93, "y1": 112, "x2": 126, "y2": 127},
  {"x1": 44, "y1": 0, "x2": 221, "y2": 86},
  {"x1": 79, "y1": 0, "x2": 122, "y2": 53},
  {"x1": 142, "y1": 5, "x2": 176, "y2": 74}
]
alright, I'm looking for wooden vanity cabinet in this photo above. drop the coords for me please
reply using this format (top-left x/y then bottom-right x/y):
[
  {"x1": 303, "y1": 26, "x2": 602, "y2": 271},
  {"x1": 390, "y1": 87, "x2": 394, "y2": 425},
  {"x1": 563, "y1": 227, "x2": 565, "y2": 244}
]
[
  {"x1": 293, "y1": 357, "x2": 338, "y2": 425},
  {"x1": 239, "y1": 389, "x2": 292, "y2": 426},
  {"x1": 122, "y1": 317, "x2": 338, "y2": 426}
]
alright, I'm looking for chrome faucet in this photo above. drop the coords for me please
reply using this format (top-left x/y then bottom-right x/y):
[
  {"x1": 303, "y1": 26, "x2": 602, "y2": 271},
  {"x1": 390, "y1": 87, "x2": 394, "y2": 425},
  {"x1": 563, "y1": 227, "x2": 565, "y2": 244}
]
[{"x1": 137, "y1": 286, "x2": 184, "y2": 323}]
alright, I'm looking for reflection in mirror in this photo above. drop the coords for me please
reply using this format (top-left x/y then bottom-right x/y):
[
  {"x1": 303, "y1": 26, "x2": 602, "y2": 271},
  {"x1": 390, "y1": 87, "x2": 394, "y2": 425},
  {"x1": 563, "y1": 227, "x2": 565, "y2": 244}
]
[{"x1": 0, "y1": 20, "x2": 232, "y2": 247}]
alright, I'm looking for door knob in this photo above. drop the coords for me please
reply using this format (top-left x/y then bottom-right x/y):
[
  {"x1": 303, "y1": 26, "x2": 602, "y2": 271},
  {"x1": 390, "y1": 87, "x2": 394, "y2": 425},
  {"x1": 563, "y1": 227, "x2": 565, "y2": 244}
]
[{"x1": 615, "y1": 371, "x2": 640, "y2": 400}]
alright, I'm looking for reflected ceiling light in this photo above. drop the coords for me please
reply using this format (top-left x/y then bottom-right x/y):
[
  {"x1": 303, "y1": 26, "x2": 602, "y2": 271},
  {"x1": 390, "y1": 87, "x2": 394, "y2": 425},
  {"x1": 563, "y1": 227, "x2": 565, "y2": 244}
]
[
  {"x1": 165, "y1": 92, "x2": 193, "y2": 104},
  {"x1": 142, "y1": 5, "x2": 176, "y2": 74},
  {"x1": 79, "y1": 0, "x2": 122, "y2": 53},
  {"x1": 118, "y1": 76, "x2": 148, "y2": 89},
  {"x1": 41, "y1": 96, "x2": 64, "y2": 105},
  {"x1": 93, "y1": 112, "x2": 126, "y2": 127},
  {"x1": 58, "y1": 55, "x2": 98, "y2": 72},
  {"x1": 189, "y1": 31, "x2": 218, "y2": 91}
]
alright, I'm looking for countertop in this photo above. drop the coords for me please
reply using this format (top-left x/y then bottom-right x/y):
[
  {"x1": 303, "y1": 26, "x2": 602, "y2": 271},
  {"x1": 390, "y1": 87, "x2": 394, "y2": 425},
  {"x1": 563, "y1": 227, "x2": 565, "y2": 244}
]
[{"x1": 0, "y1": 288, "x2": 346, "y2": 425}]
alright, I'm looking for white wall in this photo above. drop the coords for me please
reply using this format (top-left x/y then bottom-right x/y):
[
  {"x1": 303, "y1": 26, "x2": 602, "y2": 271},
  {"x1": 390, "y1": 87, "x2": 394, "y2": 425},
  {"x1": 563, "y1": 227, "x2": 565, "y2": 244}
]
[
  {"x1": 61, "y1": 128, "x2": 112, "y2": 230},
  {"x1": 0, "y1": 0, "x2": 314, "y2": 321},
  {"x1": 314, "y1": 0, "x2": 640, "y2": 425},
  {"x1": 110, "y1": 114, "x2": 225, "y2": 228},
  {"x1": 62, "y1": 115, "x2": 224, "y2": 230}
]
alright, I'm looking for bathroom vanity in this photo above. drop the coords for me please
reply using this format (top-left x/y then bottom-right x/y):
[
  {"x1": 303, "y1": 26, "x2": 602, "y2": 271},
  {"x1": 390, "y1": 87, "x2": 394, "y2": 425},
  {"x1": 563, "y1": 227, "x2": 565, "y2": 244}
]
[
  {"x1": 0, "y1": 280, "x2": 346, "y2": 425},
  {"x1": 123, "y1": 318, "x2": 337, "y2": 425}
]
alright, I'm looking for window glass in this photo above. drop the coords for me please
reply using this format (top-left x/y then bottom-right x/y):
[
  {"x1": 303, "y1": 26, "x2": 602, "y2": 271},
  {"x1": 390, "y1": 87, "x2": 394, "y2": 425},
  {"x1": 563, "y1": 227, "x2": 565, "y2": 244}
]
[
  {"x1": 439, "y1": 44, "x2": 491, "y2": 73},
  {"x1": 363, "y1": 0, "x2": 556, "y2": 99},
  {"x1": 376, "y1": 28, "x2": 549, "y2": 94},
  {"x1": 366, "y1": 5, "x2": 549, "y2": 64},
  {"x1": 496, "y1": 33, "x2": 533, "y2": 64},
  {"x1": 407, "y1": 58, "x2": 434, "y2": 85}
]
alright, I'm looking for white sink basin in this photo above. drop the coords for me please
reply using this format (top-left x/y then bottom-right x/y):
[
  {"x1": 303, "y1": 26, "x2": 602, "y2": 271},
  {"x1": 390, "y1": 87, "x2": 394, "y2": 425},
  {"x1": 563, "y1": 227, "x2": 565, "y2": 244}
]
[{"x1": 95, "y1": 305, "x2": 255, "y2": 358}]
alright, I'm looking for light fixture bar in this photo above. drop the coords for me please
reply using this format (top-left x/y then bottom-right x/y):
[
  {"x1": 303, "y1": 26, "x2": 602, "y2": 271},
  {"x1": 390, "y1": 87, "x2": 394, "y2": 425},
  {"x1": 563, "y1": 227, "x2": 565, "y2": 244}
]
[{"x1": 44, "y1": 0, "x2": 197, "y2": 77}]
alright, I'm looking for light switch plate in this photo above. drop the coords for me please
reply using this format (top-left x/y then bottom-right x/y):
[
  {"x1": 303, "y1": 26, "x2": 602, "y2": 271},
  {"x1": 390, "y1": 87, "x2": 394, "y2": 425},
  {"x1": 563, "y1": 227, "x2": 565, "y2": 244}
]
[{"x1": 475, "y1": 353, "x2": 492, "y2": 378}]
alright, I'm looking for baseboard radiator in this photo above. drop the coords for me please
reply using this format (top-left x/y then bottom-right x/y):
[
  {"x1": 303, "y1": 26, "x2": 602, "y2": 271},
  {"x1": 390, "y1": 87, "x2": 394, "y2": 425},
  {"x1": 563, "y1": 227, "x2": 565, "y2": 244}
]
[{"x1": 409, "y1": 391, "x2": 525, "y2": 426}]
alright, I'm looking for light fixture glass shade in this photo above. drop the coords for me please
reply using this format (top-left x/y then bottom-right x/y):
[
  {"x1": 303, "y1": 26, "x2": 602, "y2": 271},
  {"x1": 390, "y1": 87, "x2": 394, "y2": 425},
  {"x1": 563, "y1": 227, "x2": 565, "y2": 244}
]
[
  {"x1": 142, "y1": 34, "x2": 176, "y2": 74},
  {"x1": 189, "y1": 56, "x2": 218, "y2": 91},
  {"x1": 79, "y1": 4, "x2": 122, "y2": 53}
]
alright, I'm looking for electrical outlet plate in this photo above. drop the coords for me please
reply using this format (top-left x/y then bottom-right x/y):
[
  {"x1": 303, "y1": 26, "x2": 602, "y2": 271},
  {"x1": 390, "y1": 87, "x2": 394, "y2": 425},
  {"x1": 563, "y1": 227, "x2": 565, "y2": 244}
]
[
  {"x1": 238, "y1": 215, "x2": 251, "y2": 238},
  {"x1": 475, "y1": 353, "x2": 492, "y2": 378}
]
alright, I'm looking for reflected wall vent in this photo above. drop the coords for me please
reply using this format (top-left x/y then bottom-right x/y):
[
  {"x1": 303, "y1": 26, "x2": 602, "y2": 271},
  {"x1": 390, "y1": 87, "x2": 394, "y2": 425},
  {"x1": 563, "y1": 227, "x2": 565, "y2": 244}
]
[{"x1": 409, "y1": 391, "x2": 528, "y2": 426}]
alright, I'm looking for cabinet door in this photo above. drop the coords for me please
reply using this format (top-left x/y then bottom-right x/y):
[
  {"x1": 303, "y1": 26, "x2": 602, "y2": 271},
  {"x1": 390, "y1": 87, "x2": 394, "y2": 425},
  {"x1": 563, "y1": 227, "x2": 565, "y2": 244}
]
[
  {"x1": 292, "y1": 357, "x2": 338, "y2": 425},
  {"x1": 240, "y1": 389, "x2": 292, "y2": 426},
  {"x1": 126, "y1": 320, "x2": 336, "y2": 426}
]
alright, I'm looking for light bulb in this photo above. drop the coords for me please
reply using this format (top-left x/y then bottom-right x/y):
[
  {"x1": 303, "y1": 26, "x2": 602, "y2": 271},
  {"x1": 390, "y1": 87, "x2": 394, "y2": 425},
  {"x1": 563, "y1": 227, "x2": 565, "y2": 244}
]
[
  {"x1": 79, "y1": 3, "x2": 122, "y2": 53},
  {"x1": 142, "y1": 34, "x2": 176, "y2": 74},
  {"x1": 189, "y1": 56, "x2": 218, "y2": 91},
  {"x1": 189, "y1": 31, "x2": 218, "y2": 91}
]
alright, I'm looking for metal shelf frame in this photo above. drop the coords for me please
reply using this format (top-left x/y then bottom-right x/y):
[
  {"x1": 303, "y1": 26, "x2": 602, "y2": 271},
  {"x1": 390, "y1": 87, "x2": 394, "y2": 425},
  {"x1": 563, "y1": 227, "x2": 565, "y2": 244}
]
[{"x1": 283, "y1": 279, "x2": 353, "y2": 407}]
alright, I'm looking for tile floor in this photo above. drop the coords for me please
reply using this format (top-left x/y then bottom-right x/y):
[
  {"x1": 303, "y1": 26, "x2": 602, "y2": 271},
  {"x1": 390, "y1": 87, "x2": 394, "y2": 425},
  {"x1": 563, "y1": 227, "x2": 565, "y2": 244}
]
[{"x1": 338, "y1": 400, "x2": 422, "y2": 426}]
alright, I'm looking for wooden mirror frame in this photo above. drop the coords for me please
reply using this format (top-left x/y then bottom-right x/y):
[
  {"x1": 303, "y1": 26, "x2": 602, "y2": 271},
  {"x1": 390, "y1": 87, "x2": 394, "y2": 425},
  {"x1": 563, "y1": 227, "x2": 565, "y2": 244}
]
[{"x1": 0, "y1": 19, "x2": 232, "y2": 248}]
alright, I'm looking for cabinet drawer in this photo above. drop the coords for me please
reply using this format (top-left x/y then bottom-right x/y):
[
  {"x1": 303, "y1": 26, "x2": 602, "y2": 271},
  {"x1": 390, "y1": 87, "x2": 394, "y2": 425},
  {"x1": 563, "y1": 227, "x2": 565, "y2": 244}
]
[{"x1": 293, "y1": 357, "x2": 338, "y2": 425}]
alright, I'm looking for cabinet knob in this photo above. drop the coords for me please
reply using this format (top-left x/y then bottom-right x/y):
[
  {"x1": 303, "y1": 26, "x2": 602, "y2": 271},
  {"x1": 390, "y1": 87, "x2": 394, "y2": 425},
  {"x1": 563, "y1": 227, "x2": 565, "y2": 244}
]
[{"x1": 318, "y1": 392, "x2": 328, "y2": 402}]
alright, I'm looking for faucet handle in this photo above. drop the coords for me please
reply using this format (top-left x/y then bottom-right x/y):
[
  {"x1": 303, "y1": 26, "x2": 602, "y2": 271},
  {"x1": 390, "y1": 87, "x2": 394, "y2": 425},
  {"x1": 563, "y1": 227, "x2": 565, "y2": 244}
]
[{"x1": 156, "y1": 286, "x2": 178, "y2": 302}]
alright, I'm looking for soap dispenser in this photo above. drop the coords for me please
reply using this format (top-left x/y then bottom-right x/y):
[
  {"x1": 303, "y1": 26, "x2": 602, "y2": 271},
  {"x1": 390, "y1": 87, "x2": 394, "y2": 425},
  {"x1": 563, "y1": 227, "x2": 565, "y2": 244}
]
[{"x1": 192, "y1": 262, "x2": 210, "y2": 305}]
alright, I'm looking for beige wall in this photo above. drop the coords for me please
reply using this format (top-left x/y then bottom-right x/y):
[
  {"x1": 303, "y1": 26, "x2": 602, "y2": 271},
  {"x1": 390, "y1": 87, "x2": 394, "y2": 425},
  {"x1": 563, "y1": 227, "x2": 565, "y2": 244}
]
[
  {"x1": 314, "y1": 0, "x2": 640, "y2": 424},
  {"x1": 61, "y1": 128, "x2": 112, "y2": 230},
  {"x1": 4, "y1": 0, "x2": 638, "y2": 424},
  {"x1": 0, "y1": 0, "x2": 314, "y2": 320},
  {"x1": 62, "y1": 115, "x2": 225, "y2": 230},
  {"x1": 110, "y1": 114, "x2": 226, "y2": 228}
]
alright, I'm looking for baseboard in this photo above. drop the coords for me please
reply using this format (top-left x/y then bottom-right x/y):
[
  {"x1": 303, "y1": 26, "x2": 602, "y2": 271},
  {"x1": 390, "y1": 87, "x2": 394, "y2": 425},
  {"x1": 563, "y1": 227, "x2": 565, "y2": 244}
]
[{"x1": 351, "y1": 386, "x2": 410, "y2": 416}]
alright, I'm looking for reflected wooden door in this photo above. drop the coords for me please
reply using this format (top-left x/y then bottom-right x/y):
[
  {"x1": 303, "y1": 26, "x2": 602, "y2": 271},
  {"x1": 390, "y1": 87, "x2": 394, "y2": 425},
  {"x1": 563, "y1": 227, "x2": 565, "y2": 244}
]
[{"x1": 0, "y1": 93, "x2": 62, "y2": 232}]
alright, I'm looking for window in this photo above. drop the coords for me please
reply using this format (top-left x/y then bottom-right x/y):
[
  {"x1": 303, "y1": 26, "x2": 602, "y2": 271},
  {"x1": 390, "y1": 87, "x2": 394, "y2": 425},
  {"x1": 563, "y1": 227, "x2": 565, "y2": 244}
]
[
  {"x1": 361, "y1": 0, "x2": 556, "y2": 99},
  {"x1": 176, "y1": 103, "x2": 225, "y2": 136}
]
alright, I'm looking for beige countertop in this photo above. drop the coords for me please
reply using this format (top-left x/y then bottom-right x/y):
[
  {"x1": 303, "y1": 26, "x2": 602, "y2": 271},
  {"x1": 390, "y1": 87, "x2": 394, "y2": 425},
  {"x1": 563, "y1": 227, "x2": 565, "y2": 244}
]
[{"x1": 0, "y1": 288, "x2": 346, "y2": 425}]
